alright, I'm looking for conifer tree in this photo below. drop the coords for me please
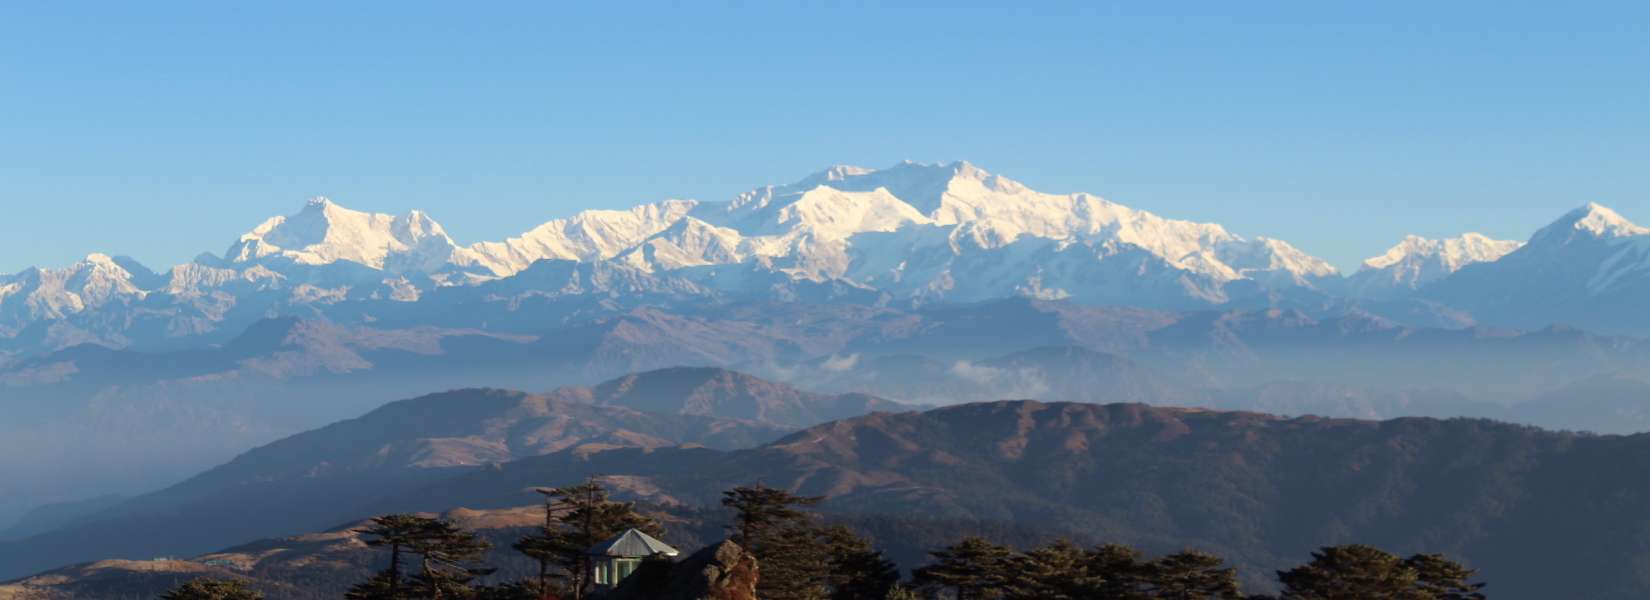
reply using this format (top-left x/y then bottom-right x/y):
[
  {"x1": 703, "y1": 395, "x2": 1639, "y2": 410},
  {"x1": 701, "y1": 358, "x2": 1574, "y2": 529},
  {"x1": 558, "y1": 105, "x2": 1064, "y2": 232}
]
[
  {"x1": 343, "y1": 571, "x2": 398, "y2": 600},
  {"x1": 1277, "y1": 544, "x2": 1419, "y2": 600},
  {"x1": 354, "y1": 513, "x2": 437, "y2": 599},
  {"x1": 1405, "y1": 554, "x2": 1487, "y2": 600},
  {"x1": 158, "y1": 578, "x2": 262, "y2": 600},
  {"x1": 513, "y1": 486, "x2": 572, "y2": 597},
  {"x1": 510, "y1": 534, "x2": 561, "y2": 598},
  {"x1": 515, "y1": 478, "x2": 660, "y2": 600},
  {"x1": 350, "y1": 514, "x2": 491, "y2": 600},
  {"x1": 912, "y1": 537, "x2": 1014, "y2": 600},
  {"x1": 1147, "y1": 550, "x2": 1243, "y2": 600},
  {"x1": 1005, "y1": 540, "x2": 1090, "y2": 600},
  {"x1": 1085, "y1": 543, "x2": 1153, "y2": 599},
  {"x1": 821, "y1": 525, "x2": 900, "y2": 600},
  {"x1": 469, "y1": 581, "x2": 543, "y2": 600},
  {"x1": 406, "y1": 518, "x2": 492, "y2": 600},
  {"x1": 721, "y1": 484, "x2": 829, "y2": 600},
  {"x1": 721, "y1": 484, "x2": 823, "y2": 544}
]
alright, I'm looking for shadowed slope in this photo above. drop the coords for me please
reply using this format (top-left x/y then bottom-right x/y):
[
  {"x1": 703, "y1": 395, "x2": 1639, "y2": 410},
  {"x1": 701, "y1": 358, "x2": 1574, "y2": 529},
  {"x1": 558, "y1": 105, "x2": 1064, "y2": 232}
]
[
  {"x1": 401, "y1": 401, "x2": 1650, "y2": 599},
  {"x1": 0, "y1": 388, "x2": 789, "y2": 581}
]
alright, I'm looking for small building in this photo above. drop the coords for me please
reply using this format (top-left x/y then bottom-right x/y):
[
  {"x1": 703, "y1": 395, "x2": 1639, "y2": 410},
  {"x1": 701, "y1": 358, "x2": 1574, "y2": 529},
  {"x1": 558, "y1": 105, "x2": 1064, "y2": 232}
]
[{"x1": 586, "y1": 528, "x2": 680, "y2": 589}]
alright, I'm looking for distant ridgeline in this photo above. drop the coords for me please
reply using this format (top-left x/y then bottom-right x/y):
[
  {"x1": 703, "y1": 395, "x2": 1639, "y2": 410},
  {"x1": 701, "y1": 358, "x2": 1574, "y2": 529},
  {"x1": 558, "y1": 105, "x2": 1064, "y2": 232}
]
[{"x1": 8, "y1": 399, "x2": 1650, "y2": 599}]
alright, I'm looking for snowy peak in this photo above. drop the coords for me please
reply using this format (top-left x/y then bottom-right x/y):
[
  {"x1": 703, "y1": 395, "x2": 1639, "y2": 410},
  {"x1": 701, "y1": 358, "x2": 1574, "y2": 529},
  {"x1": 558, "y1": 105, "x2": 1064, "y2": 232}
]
[
  {"x1": 469, "y1": 199, "x2": 700, "y2": 274},
  {"x1": 1220, "y1": 237, "x2": 1340, "y2": 283},
  {"x1": 1531, "y1": 202, "x2": 1649, "y2": 246},
  {"x1": 1349, "y1": 233, "x2": 1521, "y2": 298},
  {"x1": 762, "y1": 185, "x2": 930, "y2": 239},
  {"x1": 1362, "y1": 233, "x2": 1523, "y2": 272},
  {"x1": 732, "y1": 160, "x2": 1011, "y2": 218},
  {"x1": 796, "y1": 164, "x2": 878, "y2": 187},
  {"x1": 615, "y1": 216, "x2": 747, "y2": 272},
  {"x1": 225, "y1": 197, "x2": 468, "y2": 274},
  {"x1": 0, "y1": 253, "x2": 151, "y2": 327},
  {"x1": 688, "y1": 161, "x2": 1343, "y2": 293},
  {"x1": 6, "y1": 161, "x2": 1353, "y2": 333},
  {"x1": 1417, "y1": 204, "x2": 1650, "y2": 333}
]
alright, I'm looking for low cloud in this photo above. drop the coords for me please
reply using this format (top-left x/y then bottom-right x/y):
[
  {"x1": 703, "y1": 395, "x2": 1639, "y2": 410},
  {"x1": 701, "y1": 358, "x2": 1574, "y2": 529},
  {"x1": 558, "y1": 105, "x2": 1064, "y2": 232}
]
[
  {"x1": 948, "y1": 360, "x2": 1050, "y2": 399},
  {"x1": 820, "y1": 354, "x2": 860, "y2": 372}
]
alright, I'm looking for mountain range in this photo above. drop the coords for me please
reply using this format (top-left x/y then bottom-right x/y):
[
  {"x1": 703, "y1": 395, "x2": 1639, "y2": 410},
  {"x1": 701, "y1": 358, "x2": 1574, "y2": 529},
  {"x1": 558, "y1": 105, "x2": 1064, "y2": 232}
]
[
  {"x1": 6, "y1": 299, "x2": 1650, "y2": 532},
  {"x1": 13, "y1": 390, "x2": 1650, "y2": 599},
  {"x1": 9, "y1": 161, "x2": 1650, "y2": 363},
  {"x1": 7, "y1": 160, "x2": 1650, "y2": 585},
  {"x1": 0, "y1": 369, "x2": 908, "y2": 579}
]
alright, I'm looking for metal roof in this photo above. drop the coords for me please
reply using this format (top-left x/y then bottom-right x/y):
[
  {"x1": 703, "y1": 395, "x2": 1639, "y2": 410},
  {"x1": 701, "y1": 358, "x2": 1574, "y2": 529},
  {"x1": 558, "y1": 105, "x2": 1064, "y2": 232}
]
[{"x1": 585, "y1": 528, "x2": 680, "y2": 558}]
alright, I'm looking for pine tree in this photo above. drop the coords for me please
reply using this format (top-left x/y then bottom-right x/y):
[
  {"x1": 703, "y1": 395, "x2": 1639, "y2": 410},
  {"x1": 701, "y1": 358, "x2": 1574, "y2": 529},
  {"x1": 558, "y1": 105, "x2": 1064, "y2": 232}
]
[
  {"x1": 1405, "y1": 554, "x2": 1487, "y2": 600},
  {"x1": 912, "y1": 537, "x2": 1014, "y2": 600},
  {"x1": 1147, "y1": 550, "x2": 1242, "y2": 600},
  {"x1": 514, "y1": 486, "x2": 572, "y2": 598},
  {"x1": 821, "y1": 525, "x2": 900, "y2": 600},
  {"x1": 406, "y1": 518, "x2": 492, "y2": 600},
  {"x1": 158, "y1": 578, "x2": 262, "y2": 600},
  {"x1": 516, "y1": 478, "x2": 661, "y2": 600},
  {"x1": 353, "y1": 514, "x2": 491, "y2": 600},
  {"x1": 721, "y1": 484, "x2": 823, "y2": 544},
  {"x1": 343, "y1": 571, "x2": 399, "y2": 600},
  {"x1": 1084, "y1": 543, "x2": 1152, "y2": 599},
  {"x1": 356, "y1": 514, "x2": 437, "y2": 599},
  {"x1": 1277, "y1": 545, "x2": 1420, "y2": 600},
  {"x1": 1005, "y1": 540, "x2": 1090, "y2": 600},
  {"x1": 510, "y1": 534, "x2": 562, "y2": 598},
  {"x1": 765, "y1": 524, "x2": 833, "y2": 600},
  {"x1": 721, "y1": 484, "x2": 829, "y2": 600}
]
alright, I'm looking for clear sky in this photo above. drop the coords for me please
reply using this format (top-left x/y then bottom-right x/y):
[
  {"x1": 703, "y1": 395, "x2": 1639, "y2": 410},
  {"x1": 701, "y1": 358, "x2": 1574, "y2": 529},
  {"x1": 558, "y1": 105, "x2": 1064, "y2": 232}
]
[{"x1": 2, "y1": 1, "x2": 1647, "y2": 274}]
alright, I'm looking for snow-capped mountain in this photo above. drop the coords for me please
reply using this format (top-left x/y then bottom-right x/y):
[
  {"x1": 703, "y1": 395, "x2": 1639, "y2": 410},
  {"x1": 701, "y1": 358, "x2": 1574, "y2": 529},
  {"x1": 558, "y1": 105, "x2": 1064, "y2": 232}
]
[
  {"x1": 586, "y1": 160, "x2": 1339, "y2": 305},
  {"x1": 1424, "y1": 203, "x2": 1650, "y2": 333},
  {"x1": 222, "y1": 197, "x2": 499, "y2": 283},
  {"x1": 206, "y1": 161, "x2": 1343, "y2": 308},
  {"x1": 1531, "y1": 202, "x2": 1650, "y2": 245},
  {"x1": 694, "y1": 161, "x2": 1338, "y2": 288},
  {"x1": 12, "y1": 161, "x2": 1650, "y2": 356},
  {"x1": 0, "y1": 254, "x2": 151, "y2": 335},
  {"x1": 1347, "y1": 233, "x2": 1523, "y2": 299},
  {"x1": 469, "y1": 199, "x2": 700, "y2": 274}
]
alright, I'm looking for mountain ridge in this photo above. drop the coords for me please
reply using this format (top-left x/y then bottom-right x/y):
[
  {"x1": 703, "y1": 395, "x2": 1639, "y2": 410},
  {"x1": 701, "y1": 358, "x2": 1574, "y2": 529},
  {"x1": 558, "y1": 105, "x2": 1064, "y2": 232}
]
[
  {"x1": 8, "y1": 164, "x2": 1650, "y2": 360},
  {"x1": 0, "y1": 161, "x2": 1360, "y2": 354},
  {"x1": 366, "y1": 399, "x2": 1650, "y2": 600},
  {"x1": 0, "y1": 378, "x2": 815, "y2": 580}
]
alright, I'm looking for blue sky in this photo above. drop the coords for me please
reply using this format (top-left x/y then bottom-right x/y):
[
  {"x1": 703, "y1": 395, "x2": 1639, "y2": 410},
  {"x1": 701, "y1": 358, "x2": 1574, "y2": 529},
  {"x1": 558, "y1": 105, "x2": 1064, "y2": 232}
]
[{"x1": 2, "y1": 1, "x2": 1647, "y2": 274}]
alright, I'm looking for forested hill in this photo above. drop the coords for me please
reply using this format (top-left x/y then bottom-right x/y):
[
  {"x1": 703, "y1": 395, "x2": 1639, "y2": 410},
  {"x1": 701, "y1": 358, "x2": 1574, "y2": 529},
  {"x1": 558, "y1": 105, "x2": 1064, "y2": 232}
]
[
  {"x1": 402, "y1": 401, "x2": 1650, "y2": 599},
  {"x1": 12, "y1": 399, "x2": 1650, "y2": 598}
]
